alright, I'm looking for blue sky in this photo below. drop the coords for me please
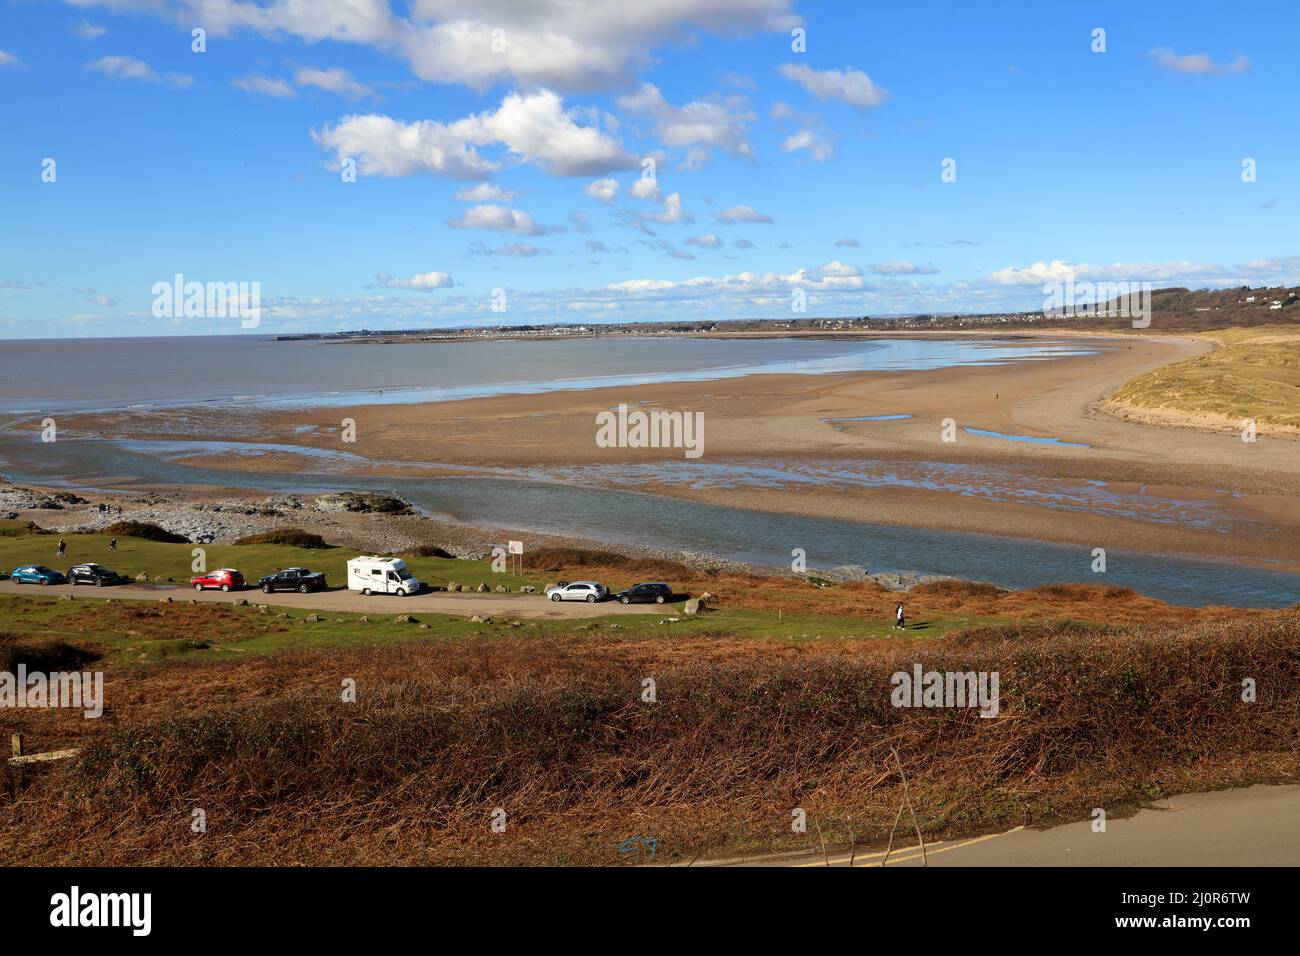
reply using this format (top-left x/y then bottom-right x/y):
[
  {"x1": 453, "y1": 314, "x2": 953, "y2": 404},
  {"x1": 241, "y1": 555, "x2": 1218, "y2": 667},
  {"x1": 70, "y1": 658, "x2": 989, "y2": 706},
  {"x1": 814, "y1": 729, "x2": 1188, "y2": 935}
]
[{"x1": 1, "y1": 0, "x2": 1297, "y2": 337}]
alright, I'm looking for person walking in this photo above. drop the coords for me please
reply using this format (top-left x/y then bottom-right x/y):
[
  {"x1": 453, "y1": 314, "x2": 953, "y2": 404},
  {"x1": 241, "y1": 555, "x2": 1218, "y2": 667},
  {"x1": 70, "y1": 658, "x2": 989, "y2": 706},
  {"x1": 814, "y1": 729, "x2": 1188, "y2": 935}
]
[
  {"x1": 893, "y1": 601, "x2": 905, "y2": 630},
  {"x1": 109, "y1": 537, "x2": 117, "y2": 553},
  {"x1": 57, "y1": 538, "x2": 66, "y2": 558}
]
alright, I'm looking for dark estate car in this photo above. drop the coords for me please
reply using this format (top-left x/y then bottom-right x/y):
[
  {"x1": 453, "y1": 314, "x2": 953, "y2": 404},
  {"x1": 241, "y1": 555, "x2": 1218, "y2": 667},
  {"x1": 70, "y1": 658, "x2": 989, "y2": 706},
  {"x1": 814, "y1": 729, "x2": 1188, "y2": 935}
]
[
  {"x1": 67, "y1": 563, "x2": 128, "y2": 586},
  {"x1": 258, "y1": 567, "x2": 327, "y2": 594},
  {"x1": 614, "y1": 582, "x2": 674, "y2": 605}
]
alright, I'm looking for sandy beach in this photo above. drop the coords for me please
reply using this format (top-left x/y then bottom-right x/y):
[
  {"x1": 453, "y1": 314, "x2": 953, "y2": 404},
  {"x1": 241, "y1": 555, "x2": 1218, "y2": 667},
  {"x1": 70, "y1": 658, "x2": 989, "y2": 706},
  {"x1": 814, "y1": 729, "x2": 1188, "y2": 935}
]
[{"x1": 36, "y1": 331, "x2": 1300, "y2": 573}]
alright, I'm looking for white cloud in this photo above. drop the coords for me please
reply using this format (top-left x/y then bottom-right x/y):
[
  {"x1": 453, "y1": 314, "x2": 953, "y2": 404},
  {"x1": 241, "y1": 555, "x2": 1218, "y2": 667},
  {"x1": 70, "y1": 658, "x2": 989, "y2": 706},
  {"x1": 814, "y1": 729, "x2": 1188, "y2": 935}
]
[
  {"x1": 0, "y1": 51, "x2": 19, "y2": 67},
  {"x1": 617, "y1": 82, "x2": 756, "y2": 161},
  {"x1": 781, "y1": 127, "x2": 835, "y2": 161},
  {"x1": 312, "y1": 113, "x2": 496, "y2": 180},
  {"x1": 1149, "y1": 48, "x2": 1250, "y2": 76},
  {"x1": 295, "y1": 66, "x2": 374, "y2": 100},
  {"x1": 182, "y1": 0, "x2": 398, "y2": 45},
  {"x1": 73, "y1": 286, "x2": 117, "y2": 306},
  {"x1": 374, "y1": 271, "x2": 454, "y2": 291},
  {"x1": 585, "y1": 177, "x2": 619, "y2": 203},
  {"x1": 148, "y1": 0, "x2": 796, "y2": 92},
  {"x1": 779, "y1": 63, "x2": 889, "y2": 108},
  {"x1": 454, "y1": 182, "x2": 516, "y2": 202},
  {"x1": 685, "y1": 234, "x2": 721, "y2": 249},
  {"x1": 232, "y1": 73, "x2": 297, "y2": 98},
  {"x1": 447, "y1": 204, "x2": 546, "y2": 236},
  {"x1": 987, "y1": 259, "x2": 1225, "y2": 285},
  {"x1": 835, "y1": 238, "x2": 860, "y2": 247},
  {"x1": 469, "y1": 241, "x2": 548, "y2": 257},
  {"x1": 86, "y1": 55, "x2": 193, "y2": 87},
  {"x1": 398, "y1": 1, "x2": 799, "y2": 91},
  {"x1": 643, "y1": 192, "x2": 691, "y2": 225},
  {"x1": 628, "y1": 177, "x2": 663, "y2": 203},
  {"x1": 73, "y1": 19, "x2": 106, "y2": 39},
  {"x1": 609, "y1": 259, "x2": 865, "y2": 296},
  {"x1": 1237, "y1": 256, "x2": 1300, "y2": 273},
  {"x1": 677, "y1": 147, "x2": 711, "y2": 172},
  {"x1": 815, "y1": 260, "x2": 863, "y2": 279},
  {"x1": 715, "y1": 205, "x2": 773, "y2": 224},
  {"x1": 313, "y1": 89, "x2": 636, "y2": 180},
  {"x1": 871, "y1": 261, "x2": 939, "y2": 276}
]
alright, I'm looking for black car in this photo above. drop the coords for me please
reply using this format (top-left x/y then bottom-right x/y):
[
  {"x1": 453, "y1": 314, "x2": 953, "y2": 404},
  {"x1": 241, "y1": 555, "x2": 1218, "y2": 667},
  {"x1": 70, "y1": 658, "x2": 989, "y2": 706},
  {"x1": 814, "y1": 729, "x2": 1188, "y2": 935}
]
[
  {"x1": 258, "y1": 567, "x2": 327, "y2": 593},
  {"x1": 67, "y1": 563, "x2": 127, "y2": 587},
  {"x1": 614, "y1": 582, "x2": 673, "y2": 605}
]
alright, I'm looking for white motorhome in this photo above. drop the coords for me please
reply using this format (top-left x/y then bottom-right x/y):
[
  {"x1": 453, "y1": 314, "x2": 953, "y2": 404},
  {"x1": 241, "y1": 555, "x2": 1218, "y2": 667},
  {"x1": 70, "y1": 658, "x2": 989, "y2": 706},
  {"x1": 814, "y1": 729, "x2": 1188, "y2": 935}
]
[{"x1": 346, "y1": 556, "x2": 421, "y2": 596}]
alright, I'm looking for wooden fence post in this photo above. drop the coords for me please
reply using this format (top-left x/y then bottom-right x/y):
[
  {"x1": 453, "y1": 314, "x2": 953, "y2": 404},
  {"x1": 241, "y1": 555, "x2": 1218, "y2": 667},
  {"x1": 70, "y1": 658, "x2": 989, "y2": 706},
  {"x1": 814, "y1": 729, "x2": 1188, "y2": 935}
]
[{"x1": 11, "y1": 734, "x2": 22, "y2": 758}]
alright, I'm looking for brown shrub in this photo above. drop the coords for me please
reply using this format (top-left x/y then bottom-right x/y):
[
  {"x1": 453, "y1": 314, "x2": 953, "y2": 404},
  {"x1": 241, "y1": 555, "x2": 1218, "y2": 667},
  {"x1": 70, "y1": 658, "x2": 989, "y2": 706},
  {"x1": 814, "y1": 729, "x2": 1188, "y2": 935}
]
[
  {"x1": 527, "y1": 547, "x2": 696, "y2": 580},
  {"x1": 1, "y1": 618, "x2": 1296, "y2": 866}
]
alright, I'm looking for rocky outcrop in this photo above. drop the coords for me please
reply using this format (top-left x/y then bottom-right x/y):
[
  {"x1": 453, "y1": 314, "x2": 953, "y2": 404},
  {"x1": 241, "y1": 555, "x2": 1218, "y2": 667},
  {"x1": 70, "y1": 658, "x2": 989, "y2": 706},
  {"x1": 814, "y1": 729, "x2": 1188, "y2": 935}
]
[{"x1": 313, "y1": 492, "x2": 413, "y2": 515}]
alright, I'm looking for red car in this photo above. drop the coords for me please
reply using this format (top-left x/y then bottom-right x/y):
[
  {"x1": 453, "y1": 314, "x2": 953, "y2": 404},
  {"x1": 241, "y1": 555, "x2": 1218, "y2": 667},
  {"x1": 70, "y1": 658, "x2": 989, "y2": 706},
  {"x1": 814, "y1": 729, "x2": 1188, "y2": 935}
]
[{"x1": 190, "y1": 568, "x2": 245, "y2": 592}]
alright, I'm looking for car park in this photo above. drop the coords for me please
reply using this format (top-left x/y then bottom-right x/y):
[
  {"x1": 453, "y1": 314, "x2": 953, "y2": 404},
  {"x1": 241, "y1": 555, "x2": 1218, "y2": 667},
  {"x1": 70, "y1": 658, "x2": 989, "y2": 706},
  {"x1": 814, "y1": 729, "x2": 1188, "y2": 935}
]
[
  {"x1": 67, "y1": 563, "x2": 128, "y2": 587},
  {"x1": 191, "y1": 568, "x2": 245, "y2": 592},
  {"x1": 614, "y1": 582, "x2": 673, "y2": 605},
  {"x1": 545, "y1": 581, "x2": 608, "y2": 603},
  {"x1": 258, "y1": 568, "x2": 328, "y2": 594},
  {"x1": 10, "y1": 565, "x2": 66, "y2": 586}
]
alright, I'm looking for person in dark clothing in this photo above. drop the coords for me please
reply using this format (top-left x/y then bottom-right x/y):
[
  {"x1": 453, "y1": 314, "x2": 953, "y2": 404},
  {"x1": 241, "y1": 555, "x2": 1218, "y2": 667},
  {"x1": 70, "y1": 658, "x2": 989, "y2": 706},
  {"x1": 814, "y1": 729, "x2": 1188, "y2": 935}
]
[
  {"x1": 109, "y1": 537, "x2": 117, "y2": 552},
  {"x1": 893, "y1": 601, "x2": 905, "y2": 630}
]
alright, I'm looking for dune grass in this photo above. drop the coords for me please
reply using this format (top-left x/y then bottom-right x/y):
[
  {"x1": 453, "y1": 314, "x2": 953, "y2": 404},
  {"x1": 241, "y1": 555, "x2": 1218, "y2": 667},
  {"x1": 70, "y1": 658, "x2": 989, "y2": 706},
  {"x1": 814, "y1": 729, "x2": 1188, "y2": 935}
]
[{"x1": 1109, "y1": 325, "x2": 1300, "y2": 432}]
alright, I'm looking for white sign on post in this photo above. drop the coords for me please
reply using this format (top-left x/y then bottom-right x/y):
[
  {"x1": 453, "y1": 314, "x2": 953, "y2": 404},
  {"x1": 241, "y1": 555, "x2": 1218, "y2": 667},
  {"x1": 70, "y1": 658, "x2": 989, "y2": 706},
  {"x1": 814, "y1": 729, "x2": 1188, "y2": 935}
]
[{"x1": 507, "y1": 540, "x2": 523, "y2": 555}]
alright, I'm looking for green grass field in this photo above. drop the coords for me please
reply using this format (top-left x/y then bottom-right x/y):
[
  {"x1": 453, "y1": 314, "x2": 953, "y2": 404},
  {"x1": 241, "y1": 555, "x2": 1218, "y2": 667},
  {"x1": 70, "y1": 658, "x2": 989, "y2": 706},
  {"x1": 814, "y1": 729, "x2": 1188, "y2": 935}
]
[
  {"x1": 0, "y1": 520, "x2": 540, "y2": 592},
  {"x1": 0, "y1": 523, "x2": 1005, "y2": 665},
  {"x1": 0, "y1": 593, "x2": 1003, "y2": 667}
]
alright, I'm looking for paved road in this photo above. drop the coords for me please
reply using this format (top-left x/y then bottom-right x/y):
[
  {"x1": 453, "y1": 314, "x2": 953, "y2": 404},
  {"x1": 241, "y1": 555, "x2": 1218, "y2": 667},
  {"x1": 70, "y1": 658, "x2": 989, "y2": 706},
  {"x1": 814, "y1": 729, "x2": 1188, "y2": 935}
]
[
  {"x1": 0, "y1": 579, "x2": 669, "y2": 620},
  {"x1": 706, "y1": 785, "x2": 1300, "y2": 867}
]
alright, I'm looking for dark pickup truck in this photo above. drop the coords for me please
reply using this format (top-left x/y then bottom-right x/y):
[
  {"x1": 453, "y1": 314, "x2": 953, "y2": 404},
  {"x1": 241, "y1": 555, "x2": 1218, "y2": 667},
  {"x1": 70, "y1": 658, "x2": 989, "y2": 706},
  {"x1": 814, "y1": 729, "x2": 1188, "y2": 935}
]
[{"x1": 258, "y1": 567, "x2": 328, "y2": 594}]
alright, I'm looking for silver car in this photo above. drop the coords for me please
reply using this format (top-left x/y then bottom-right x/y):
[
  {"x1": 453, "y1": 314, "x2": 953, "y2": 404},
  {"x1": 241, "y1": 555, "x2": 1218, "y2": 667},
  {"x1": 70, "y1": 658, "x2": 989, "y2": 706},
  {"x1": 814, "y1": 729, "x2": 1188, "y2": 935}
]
[{"x1": 545, "y1": 581, "x2": 608, "y2": 603}]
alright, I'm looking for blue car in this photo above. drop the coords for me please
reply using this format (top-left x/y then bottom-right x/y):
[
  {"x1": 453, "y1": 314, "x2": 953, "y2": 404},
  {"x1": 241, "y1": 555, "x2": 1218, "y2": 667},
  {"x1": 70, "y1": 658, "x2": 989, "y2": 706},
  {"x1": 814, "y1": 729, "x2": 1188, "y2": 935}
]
[{"x1": 9, "y1": 565, "x2": 66, "y2": 586}]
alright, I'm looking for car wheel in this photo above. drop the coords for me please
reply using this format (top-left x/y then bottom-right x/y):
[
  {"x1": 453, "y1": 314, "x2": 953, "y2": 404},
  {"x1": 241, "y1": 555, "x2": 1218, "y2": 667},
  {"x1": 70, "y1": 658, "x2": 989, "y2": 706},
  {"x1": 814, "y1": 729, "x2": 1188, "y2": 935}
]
[
  {"x1": 298, "y1": 584, "x2": 309, "y2": 594},
  {"x1": 396, "y1": 588, "x2": 407, "y2": 597},
  {"x1": 195, "y1": 583, "x2": 204, "y2": 591},
  {"x1": 655, "y1": 595, "x2": 665, "y2": 604},
  {"x1": 262, "y1": 584, "x2": 272, "y2": 593},
  {"x1": 620, "y1": 596, "x2": 630, "y2": 605},
  {"x1": 220, "y1": 584, "x2": 230, "y2": 592},
  {"x1": 41, "y1": 579, "x2": 50, "y2": 586},
  {"x1": 550, "y1": 593, "x2": 561, "y2": 602},
  {"x1": 362, "y1": 588, "x2": 371, "y2": 596},
  {"x1": 95, "y1": 579, "x2": 103, "y2": 586},
  {"x1": 586, "y1": 594, "x2": 597, "y2": 603}
]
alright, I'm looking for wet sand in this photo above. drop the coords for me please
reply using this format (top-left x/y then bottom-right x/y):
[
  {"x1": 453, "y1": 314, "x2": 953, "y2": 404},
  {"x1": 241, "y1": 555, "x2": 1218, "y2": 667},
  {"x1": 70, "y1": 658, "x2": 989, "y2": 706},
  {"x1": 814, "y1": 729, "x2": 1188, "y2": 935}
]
[{"x1": 36, "y1": 331, "x2": 1300, "y2": 571}]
